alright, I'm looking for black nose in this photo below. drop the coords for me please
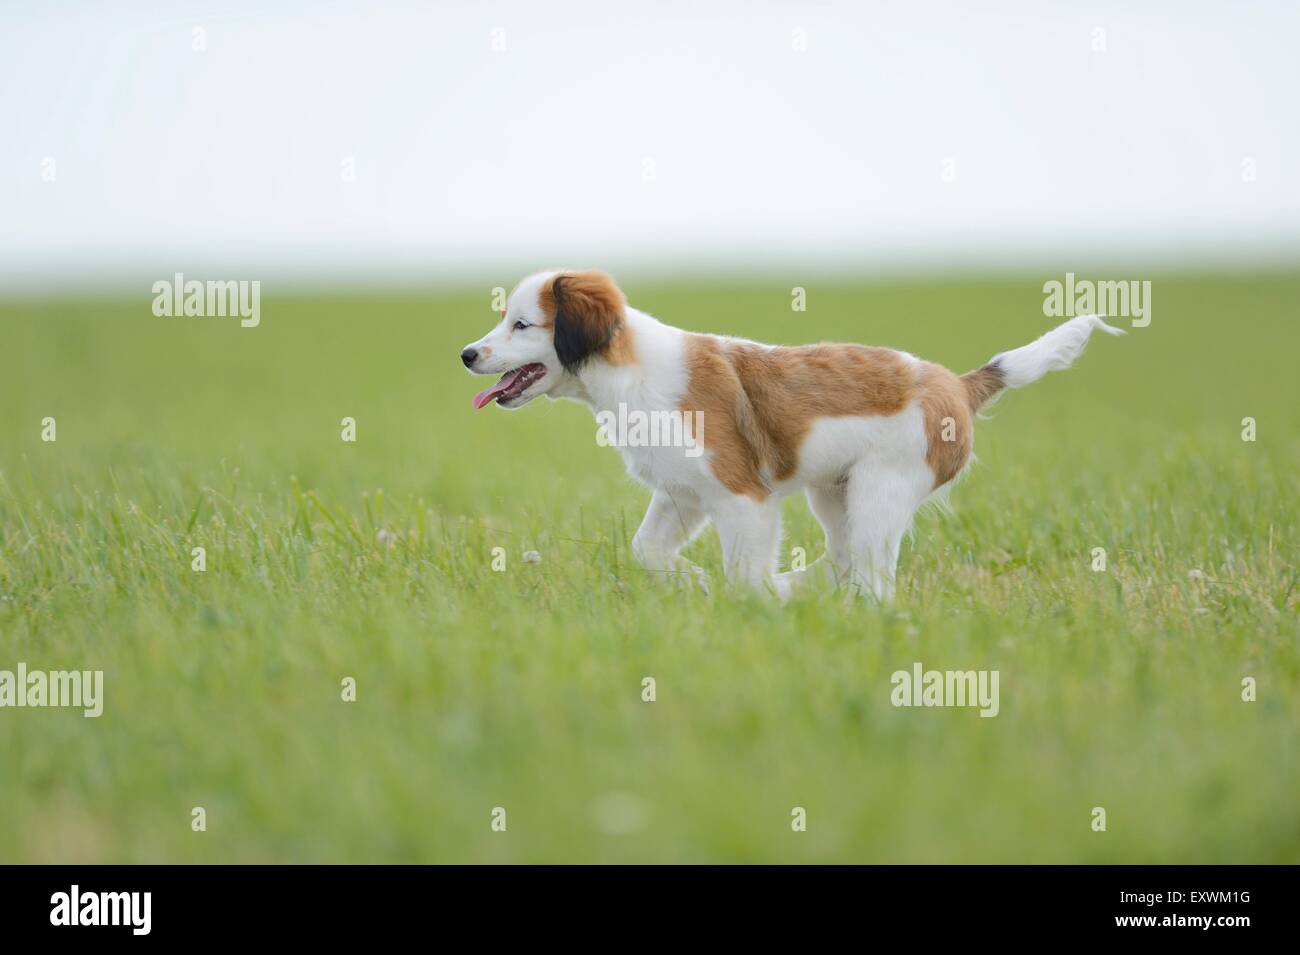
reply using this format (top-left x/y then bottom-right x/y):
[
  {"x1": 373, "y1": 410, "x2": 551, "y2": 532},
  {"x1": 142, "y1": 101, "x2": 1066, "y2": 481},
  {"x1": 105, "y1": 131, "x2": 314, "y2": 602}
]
[{"x1": 460, "y1": 347, "x2": 478, "y2": 368}]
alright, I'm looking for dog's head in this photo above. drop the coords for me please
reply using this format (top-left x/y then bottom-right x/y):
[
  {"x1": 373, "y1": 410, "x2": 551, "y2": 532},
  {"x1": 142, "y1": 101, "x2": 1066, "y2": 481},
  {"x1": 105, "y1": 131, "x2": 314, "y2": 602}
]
[{"x1": 461, "y1": 269, "x2": 626, "y2": 410}]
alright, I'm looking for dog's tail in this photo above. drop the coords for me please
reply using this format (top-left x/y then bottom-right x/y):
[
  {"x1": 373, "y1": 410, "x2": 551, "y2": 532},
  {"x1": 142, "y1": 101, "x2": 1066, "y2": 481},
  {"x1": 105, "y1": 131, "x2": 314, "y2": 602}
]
[{"x1": 960, "y1": 314, "x2": 1124, "y2": 411}]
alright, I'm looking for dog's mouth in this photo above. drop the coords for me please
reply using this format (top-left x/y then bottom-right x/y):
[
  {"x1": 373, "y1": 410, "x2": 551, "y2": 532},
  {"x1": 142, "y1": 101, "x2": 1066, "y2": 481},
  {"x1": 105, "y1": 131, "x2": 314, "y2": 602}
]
[{"x1": 472, "y1": 363, "x2": 547, "y2": 409}]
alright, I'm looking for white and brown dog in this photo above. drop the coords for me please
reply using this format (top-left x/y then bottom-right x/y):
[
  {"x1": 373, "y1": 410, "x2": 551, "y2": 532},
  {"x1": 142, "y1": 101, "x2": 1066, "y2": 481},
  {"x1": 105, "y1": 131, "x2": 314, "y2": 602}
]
[{"x1": 462, "y1": 270, "x2": 1121, "y2": 601}]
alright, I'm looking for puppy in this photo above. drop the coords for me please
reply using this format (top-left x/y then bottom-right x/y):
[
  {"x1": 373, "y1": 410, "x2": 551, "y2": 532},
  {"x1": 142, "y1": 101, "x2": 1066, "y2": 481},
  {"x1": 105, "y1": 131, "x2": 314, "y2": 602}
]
[{"x1": 462, "y1": 270, "x2": 1121, "y2": 600}]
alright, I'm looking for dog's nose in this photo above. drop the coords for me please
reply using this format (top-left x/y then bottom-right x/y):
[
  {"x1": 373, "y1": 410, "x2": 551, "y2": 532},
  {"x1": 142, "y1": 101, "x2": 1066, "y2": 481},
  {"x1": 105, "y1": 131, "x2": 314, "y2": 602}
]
[{"x1": 460, "y1": 347, "x2": 478, "y2": 368}]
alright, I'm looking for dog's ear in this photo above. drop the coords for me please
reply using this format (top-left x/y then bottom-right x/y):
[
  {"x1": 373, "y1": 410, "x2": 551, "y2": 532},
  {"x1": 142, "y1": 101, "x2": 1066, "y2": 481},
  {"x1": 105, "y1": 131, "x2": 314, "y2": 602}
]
[{"x1": 546, "y1": 270, "x2": 626, "y2": 371}]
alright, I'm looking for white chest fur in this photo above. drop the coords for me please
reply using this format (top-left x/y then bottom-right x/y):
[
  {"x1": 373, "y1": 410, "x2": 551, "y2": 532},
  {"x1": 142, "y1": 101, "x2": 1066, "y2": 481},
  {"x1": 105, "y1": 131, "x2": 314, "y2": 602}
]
[{"x1": 576, "y1": 311, "x2": 708, "y2": 490}]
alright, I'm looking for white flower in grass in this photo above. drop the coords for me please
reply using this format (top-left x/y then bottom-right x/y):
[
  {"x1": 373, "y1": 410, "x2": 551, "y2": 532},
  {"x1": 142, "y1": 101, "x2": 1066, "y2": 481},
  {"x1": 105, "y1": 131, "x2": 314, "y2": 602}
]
[{"x1": 522, "y1": 550, "x2": 542, "y2": 563}]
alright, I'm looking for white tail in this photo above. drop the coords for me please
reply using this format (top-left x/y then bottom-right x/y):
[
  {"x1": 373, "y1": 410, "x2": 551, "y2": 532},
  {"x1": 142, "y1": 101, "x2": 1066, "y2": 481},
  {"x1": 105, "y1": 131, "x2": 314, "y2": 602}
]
[{"x1": 991, "y1": 314, "x2": 1124, "y2": 389}]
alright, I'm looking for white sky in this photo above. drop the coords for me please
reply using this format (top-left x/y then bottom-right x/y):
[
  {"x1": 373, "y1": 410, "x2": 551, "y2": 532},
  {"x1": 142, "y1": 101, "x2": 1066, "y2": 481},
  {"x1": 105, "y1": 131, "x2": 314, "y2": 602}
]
[{"x1": 2, "y1": 0, "x2": 1298, "y2": 290}]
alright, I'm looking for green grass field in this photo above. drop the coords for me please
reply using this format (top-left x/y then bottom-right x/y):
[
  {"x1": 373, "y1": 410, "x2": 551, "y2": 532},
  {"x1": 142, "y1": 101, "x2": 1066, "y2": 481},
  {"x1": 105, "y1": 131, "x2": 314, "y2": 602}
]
[{"x1": 1, "y1": 271, "x2": 1297, "y2": 863}]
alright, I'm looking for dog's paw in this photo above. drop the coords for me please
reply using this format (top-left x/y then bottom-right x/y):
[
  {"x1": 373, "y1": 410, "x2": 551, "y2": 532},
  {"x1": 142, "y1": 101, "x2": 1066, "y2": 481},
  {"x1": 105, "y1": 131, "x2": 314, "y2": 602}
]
[{"x1": 677, "y1": 563, "x2": 710, "y2": 596}]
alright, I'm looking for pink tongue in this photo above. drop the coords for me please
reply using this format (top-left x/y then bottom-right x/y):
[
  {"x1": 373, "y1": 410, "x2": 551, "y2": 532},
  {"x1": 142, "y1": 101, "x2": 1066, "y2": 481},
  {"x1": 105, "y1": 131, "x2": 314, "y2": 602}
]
[{"x1": 472, "y1": 368, "x2": 524, "y2": 409}]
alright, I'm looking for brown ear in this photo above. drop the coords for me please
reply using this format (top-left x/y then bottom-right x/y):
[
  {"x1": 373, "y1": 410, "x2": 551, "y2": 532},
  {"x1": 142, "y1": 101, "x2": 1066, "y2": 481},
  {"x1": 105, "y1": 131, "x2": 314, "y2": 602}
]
[{"x1": 544, "y1": 270, "x2": 626, "y2": 371}]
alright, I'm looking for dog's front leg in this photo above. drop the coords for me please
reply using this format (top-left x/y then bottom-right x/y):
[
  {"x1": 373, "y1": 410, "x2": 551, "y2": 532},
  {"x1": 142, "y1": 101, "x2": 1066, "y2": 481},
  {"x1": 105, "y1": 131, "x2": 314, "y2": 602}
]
[
  {"x1": 709, "y1": 495, "x2": 784, "y2": 599},
  {"x1": 630, "y1": 489, "x2": 711, "y2": 593}
]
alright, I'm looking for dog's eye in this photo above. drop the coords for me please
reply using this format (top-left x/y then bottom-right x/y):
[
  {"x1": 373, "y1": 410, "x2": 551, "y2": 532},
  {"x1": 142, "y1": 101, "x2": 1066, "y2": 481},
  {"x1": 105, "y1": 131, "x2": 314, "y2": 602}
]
[{"x1": 513, "y1": 320, "x2": 529, "y2": 331}]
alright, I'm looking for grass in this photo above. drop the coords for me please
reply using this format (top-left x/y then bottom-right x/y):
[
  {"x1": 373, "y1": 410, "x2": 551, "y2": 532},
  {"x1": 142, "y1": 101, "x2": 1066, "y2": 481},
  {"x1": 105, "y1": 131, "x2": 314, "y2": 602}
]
[{"x1": 0, "y1": 271, "x2": 1297, "y2": 863}]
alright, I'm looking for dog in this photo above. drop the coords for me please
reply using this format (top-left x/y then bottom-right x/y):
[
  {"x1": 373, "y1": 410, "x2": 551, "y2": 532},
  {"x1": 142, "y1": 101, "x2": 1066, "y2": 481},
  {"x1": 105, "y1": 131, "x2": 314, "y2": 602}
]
[{"x1": 462, "y1": 270, "x2": 1122, "y2": 600}]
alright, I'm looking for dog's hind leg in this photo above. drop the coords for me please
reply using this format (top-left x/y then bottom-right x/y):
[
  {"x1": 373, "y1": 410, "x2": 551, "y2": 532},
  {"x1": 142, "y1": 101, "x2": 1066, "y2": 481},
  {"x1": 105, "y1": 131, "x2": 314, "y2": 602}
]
[
  {"x1": 631, "y1": 489, "x2": 711, "y2": 592},
  {"x1": 775, "y1": 483, "x2": 851, "y2": 594},
  {"x1": 844, "y1": 464, "x2": 931, "y2": 602}
]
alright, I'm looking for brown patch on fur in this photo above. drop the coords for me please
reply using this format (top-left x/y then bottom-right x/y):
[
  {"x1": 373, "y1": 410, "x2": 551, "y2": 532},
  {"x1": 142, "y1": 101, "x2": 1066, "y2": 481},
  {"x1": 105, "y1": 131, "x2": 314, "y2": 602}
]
[
  {"x1": 960, "y1": 363, "x2": 1004, "y2": 411},
  {"x1": 919, "y1": 363, "x2": 975, "y2": 488},
  {"x1": 538, "y1": 270, "x2": 635, "y2": 369},
  {"x1": 681, "y1": 336, "x2": 916, "y2": 500},
  {"x1": 604, "y1": 316, "x2": 635, "y2": 365},
  {"x1": 535, "y1": 275, "x2": 561, "y2": 325}
]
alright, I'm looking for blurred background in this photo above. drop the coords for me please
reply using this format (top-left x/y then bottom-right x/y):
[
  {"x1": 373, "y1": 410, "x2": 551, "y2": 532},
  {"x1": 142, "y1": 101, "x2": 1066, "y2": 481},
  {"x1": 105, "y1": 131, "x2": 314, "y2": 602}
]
[{"x1": 3, "y1": 0, "x2": 1299, "y2": 292}]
